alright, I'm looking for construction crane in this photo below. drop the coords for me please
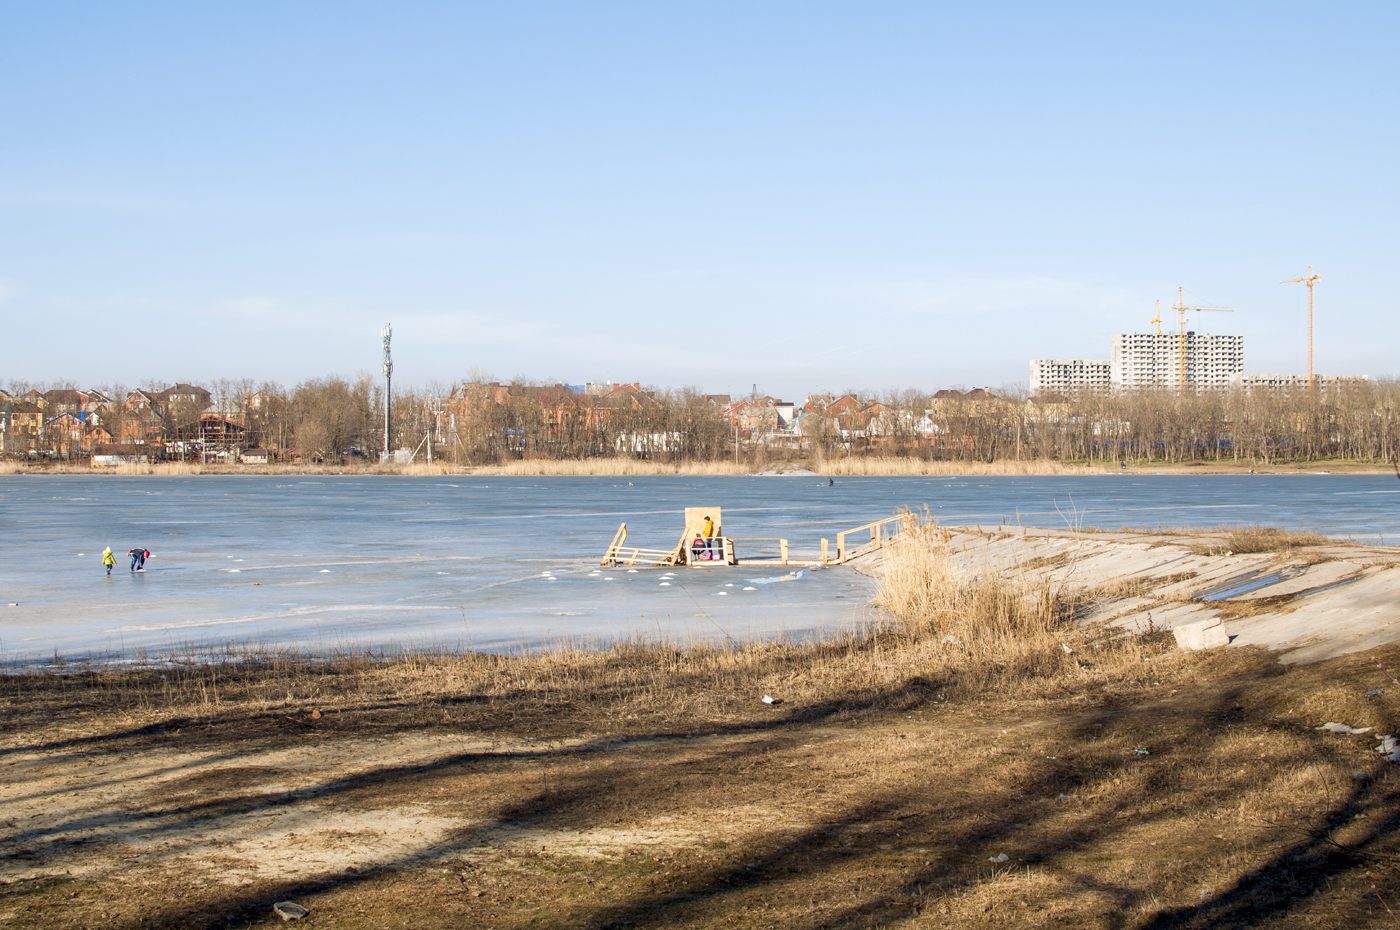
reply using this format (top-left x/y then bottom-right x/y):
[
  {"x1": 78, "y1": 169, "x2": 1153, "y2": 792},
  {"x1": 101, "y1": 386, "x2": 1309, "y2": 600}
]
[
  {"x1": 1171, "y1": 287, "x2": 1233, "y2": 388},
  {"x1": 1149, "y1": 300, "x2": 1163, "y2": 335},
  {"x1": 1280, "y1": 266, "x2": 1320, "y2": 386}
]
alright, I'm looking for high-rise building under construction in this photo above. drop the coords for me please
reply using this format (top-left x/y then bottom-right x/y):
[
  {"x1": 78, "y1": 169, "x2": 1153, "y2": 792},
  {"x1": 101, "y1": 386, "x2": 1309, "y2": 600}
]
[
  {"x1": 1030, "y1": 332, "x2": 1244, "y2": 394},
  {"x1": 1109, "y1": 332, "x2": 1243, "y2": 389}
]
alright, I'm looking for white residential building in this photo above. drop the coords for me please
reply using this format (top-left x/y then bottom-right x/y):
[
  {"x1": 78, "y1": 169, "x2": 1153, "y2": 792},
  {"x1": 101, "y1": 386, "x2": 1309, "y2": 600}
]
[
  {"x1": 1227, "y1": 373, "x2": 1369, "y2": 391},
  {"x1": 1109, "y1": 332, "x2": 1243, "y2": 389},
  {"x1": 1028, "y1": 359, "x2": 1111, "y2": 395}
]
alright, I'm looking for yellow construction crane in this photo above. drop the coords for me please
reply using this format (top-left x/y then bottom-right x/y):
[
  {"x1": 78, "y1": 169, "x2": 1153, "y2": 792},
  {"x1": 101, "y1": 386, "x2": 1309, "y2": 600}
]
[
  {"x1": 1150, "y1": 300, "x2": 1162, "y2": 335},
  {"x1": 1280, "y1": 266, "x2": 1320, "y2": 386},
  {"x1": 1171, "y1": 287, "x2": 1233, "y2": 388}
]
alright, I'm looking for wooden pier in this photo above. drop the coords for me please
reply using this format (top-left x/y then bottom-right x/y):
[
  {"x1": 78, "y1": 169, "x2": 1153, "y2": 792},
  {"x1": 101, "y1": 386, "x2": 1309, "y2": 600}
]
[{"x1": 600, "y1": 509, "x2": 904, "y2": 568}]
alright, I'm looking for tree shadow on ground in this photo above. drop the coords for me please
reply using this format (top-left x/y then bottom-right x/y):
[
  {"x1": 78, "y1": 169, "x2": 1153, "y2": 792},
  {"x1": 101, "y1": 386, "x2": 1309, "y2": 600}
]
[{"x1": 8, "y1": 671, "x2": 1400, "y2": 929}]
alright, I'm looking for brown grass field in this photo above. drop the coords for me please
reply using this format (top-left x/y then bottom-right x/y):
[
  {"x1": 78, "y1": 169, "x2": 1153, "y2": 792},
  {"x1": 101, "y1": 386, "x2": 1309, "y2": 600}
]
[{"x1": 4, "y1": 519, "x2": 1400, "y2": 928}]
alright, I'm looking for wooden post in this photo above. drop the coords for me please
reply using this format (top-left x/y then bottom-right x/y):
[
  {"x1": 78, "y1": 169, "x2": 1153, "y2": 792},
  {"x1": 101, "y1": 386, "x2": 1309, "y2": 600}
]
[
  {"x1": 821, "y1": 538, "x2": 828, "y2": 563},
  {"x1": 780, "y1": 539, "x2": 788, "y2": 564},
  {"x1": 836, "y1": 531, "x2": 846, "y2": 563}
]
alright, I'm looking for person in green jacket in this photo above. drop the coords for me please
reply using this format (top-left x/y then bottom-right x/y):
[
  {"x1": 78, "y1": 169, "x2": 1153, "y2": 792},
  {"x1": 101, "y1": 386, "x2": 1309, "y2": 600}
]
[{"x1": 101, "y1": 547, "x2": 116, "y2": 576}]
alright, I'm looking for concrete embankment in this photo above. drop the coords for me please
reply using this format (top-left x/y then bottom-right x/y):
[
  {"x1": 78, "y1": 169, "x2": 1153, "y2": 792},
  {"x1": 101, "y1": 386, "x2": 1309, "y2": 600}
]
[{"x1": 926, "y1": 526, "x2": 1400, "y2": 664}]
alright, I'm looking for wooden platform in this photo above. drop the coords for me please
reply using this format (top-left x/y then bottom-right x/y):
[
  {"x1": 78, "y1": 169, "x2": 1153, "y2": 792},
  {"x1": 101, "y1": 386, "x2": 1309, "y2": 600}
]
[{"x1": 600, "y1": 509, "x2": 905, "y2": 568}]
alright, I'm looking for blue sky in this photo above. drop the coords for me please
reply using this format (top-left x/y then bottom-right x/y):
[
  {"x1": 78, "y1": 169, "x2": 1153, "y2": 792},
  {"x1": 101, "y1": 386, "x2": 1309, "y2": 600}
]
[{"x1": 2, "y1": 3, "x2": 1395, "y2": 399}]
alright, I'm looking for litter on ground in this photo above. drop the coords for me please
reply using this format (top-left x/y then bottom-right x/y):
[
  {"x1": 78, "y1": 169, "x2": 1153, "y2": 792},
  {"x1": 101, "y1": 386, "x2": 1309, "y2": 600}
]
[{"x1": 1318, "y1": 722, "x2": 1373, "y2": 735}]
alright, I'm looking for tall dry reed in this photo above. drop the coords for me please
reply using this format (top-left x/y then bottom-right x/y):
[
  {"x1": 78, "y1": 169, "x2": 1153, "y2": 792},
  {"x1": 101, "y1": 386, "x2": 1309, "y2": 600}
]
[
  {"x1": 874, "y1": 509, "x2": 1160, "y2": 691},
  {"x1": 815, "y1": 458, "x2": 1110, "y2": 476}
]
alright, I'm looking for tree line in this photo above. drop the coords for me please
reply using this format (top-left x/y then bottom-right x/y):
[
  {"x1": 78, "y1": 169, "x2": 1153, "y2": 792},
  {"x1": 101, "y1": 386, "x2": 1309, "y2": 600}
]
[{"x1": 4, "y1": 375, "x2": 1397, "y2": 466}]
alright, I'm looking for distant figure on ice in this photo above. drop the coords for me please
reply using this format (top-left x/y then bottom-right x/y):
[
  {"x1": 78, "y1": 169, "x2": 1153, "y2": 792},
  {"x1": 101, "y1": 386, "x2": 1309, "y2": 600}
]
[
  {"x1": 829, "y1": 478, "x2": 834, "y2": 486},
  {"x1": 128, "y1": 547, "x2": 150, "y2": 572},
  {"x1": 101, "y1": 547, "x2": 116, "y2": 576}
]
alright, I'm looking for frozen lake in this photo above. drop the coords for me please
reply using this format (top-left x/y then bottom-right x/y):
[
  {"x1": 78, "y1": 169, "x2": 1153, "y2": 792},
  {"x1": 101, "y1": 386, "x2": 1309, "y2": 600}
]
[{"x1": 1, "y1": 473, "x2": 1396, "y2": 663}]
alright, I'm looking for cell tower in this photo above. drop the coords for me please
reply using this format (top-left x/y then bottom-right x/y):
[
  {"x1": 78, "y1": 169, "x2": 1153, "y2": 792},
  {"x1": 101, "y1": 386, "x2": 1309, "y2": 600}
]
[{"x1": 381, "y1": 323, "x2": 393, "y2": 457}]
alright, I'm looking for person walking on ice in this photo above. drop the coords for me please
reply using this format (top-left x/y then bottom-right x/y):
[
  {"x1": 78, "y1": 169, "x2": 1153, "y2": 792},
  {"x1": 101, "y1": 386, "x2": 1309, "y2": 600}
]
[
  {"x1": 101, "y1": 547, "x2": 116, "y2": 575},
  {"x1": 128, "y1": 547, "x2": 150, "y2": 572}
]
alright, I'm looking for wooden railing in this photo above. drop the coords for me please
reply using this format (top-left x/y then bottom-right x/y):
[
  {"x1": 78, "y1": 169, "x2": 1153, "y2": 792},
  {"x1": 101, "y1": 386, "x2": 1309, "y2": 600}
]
[
  {"x1": 728, "y1": 537, "x2": 789, "y2": 565},
  {"x1": 601, "y1": 523, "x2": 679, "y2": 566},
  {"x1": 834, "y1": 515, "x2": 904, "y2": 563},
  {"x1": 601, "y1": 515, "x2": 905, "y2": 567}
]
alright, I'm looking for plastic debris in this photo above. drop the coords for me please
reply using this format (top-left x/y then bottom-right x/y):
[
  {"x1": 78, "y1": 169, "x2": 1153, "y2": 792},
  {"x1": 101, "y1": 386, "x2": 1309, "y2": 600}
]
[
  {"x1": 273, "y1": 901, "x2": 309, "y2": 921},
  {"x1": 1367, "y1": 690, "x2": 1385, "y2": 697},
  {"x1": 1134, "y1": 748, "x2": 1150, "y2": 755},
  {"x1": 988, "y1": 853, "x2": 1009, "y2": 864},
  {"x1": 1318, "y1": 723, "x2": 1373, "y2": 735},
  {"x1": 1057, "y1": 793, "x2": 1073, "y2": 801},
  {"x1": 1061, "y1": 643, "x2": 1073, "y2": 654},
  {"x1": 762, "y1": 694, "x2": 783, "y2": 705}
]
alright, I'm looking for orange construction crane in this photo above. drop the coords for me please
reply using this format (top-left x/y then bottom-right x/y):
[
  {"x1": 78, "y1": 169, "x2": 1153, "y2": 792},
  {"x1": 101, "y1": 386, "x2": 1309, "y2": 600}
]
[
  {"x1": 1171, "y1": 287, "x2": 1233, "y2": 388},
  {"x1": 1280, "y1": 267, "x2": 1320, "y2": 386}
]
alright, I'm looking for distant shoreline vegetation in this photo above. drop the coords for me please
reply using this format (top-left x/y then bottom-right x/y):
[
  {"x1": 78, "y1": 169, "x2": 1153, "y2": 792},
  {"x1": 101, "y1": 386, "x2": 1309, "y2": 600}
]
[
  {"x1": 1, "y1": 458, "x2": 1395, "y2": 477},
  {"x1": 2, "y1": 377, "x2": 1398, "y2": 470}
]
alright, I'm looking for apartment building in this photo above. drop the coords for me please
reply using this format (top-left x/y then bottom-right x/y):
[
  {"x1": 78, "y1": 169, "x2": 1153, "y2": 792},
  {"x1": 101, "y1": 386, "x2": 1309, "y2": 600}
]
[
  {"x1": 1109, "y1": 332, "x2": 1243, "y2": 389},
  {"x1": 1028, "y1": 358, "x2": 1112, "y2": 395},
  {"x1": 1228, "y1": 373, "x2": 1369, "y2": 391}
]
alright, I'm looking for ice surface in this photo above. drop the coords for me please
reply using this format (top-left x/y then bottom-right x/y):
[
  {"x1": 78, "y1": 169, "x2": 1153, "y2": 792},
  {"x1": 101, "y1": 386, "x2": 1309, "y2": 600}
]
[{"x1": 0, "y1": 473, "x2": 1394, "y2": 664}]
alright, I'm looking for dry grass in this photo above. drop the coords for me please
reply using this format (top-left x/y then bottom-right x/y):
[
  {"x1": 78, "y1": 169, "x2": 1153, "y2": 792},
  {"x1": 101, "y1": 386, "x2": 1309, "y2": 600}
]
[
  {"x1": 3, "y1": 457, "x2": 1122, "y2": 478},
  {"x1": 8, "y1": 539, "x2": 1400, "y2": 928},
  {"x1": 1187, "y1": 524, "x2": 1336, "y2": 556},
  {"x1": 484, "y1": 458, "x2": 751, "y2": 476},
  {"x1": 872, "y1": 509, "x2": 1164, "y2": 695},
  {"x1": 816, "y1": 457, "x2": 1111, "y2": 476}
]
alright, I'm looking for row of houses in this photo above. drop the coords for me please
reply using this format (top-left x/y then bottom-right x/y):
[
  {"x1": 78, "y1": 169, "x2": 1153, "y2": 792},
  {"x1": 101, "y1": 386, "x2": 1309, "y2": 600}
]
[
  {"x1": 437, "y1": 381, "x2": 1004, "y2": 452},
  {"x1": 1, "y1": 378, "x2": 1011, "y2": 462},
  {"x1": 0, "y1": 384, "x2": 259, "y2": 460}
]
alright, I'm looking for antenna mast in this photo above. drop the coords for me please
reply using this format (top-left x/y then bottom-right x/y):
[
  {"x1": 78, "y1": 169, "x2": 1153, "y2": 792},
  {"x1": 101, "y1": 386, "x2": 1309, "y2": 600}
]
[{"x1": 381, "y1": 324, "x2": 393, "y2": 457}]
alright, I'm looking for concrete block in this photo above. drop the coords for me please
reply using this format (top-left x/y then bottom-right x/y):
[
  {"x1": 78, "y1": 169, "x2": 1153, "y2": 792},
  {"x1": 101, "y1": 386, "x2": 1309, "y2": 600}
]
[{"x1": 1173, "y1": 617, "x2": 1230, "y2": 651}]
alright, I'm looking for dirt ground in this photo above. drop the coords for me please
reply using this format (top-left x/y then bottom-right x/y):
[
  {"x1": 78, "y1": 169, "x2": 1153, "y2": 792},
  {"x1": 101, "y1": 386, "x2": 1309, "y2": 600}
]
[{"x1": 7, "y1": 640, "x2": 1400, "y2": 930}]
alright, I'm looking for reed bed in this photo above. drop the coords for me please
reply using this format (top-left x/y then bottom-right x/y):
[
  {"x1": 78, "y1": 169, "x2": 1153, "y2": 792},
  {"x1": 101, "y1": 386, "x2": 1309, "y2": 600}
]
[
  {"x1": 3, "y1": 457, "x2": 1117, "y2": 477},
  {"x1": 815, "y1": 457, "x2": 1111, "y2": 476},
  {"x1": 485, "y1": 458, "x2": 751, "y2": 476},
  {"x1": 872, "y1": 509, "x2": 1163, "y2": 692}
]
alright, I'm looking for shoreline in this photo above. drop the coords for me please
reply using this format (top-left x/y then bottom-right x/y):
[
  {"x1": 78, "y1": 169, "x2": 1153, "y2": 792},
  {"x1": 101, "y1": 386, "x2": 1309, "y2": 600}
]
[
  {"x1": 2, "y1": 457, "x2": 1395, "y2": 477},
  {"x1": 4, "y1": 522, "x2": 1400, "y2": 927}
]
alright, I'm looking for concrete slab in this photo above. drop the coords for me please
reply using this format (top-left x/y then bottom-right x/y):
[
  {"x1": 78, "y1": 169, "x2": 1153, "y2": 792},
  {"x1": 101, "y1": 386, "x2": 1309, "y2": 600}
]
[{"x1": 939, "y1": 526, "x2": 1400, "y2": 666}]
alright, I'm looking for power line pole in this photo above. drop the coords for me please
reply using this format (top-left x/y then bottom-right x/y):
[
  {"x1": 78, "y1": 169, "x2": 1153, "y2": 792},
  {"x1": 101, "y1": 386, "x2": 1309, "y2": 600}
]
[{"x1": 381, "y1": 324, "x2": 393, "y2": 459}]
